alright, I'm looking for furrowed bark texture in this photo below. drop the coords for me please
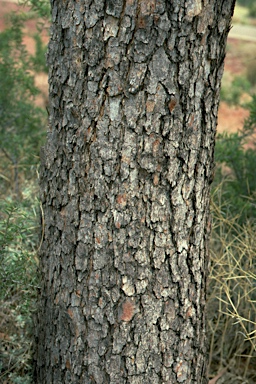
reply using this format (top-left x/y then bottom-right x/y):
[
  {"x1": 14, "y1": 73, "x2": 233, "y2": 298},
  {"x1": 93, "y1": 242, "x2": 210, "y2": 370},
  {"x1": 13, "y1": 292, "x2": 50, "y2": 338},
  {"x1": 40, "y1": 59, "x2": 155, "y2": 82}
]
[{"x1": 35, "y1": 0, "x2": 235, "y2": 383}]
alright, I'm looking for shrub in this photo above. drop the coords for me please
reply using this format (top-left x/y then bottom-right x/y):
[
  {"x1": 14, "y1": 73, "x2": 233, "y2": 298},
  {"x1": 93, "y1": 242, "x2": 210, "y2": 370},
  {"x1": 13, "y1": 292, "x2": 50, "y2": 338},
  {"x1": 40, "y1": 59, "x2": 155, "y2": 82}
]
[
  {"x1": 237, "y1": 0, "x2": 255, "y2": 8},
  {"x1": 20, "y1": 0, "x2": 51, "y2": 19},
  {"x1": 208, "y1": 95, "x2": 256, "y2": 382},
  {"x1": 0, "y1": 14, "x2": 46, "y2": 198},
  {"x1": 248, "y1": 4, "x2": 256, "y2": 18},
  {"x1": 246, "y1": 60, "x2": 256, "y2": 88},
  {"x1": 31, "y1": 33, "x2": 48, "y2": 73},
  {"x1": 0, "y1": 196, "x2": 39, "y2": 384},
  {"x1": 220, "y1": 75, "x2": 251, "y2": 105},
  {"x1": 213, "y1": 95, "x2": 256, "y2": 224},
  {"x1": 0, "y1": 5, "x2": 47, "y2": 383}
]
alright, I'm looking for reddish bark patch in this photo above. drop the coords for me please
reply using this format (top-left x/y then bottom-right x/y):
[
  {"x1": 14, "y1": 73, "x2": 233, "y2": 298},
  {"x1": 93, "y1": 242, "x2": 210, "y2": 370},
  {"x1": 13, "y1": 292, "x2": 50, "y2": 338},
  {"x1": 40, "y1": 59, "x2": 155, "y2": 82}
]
[
  {"x1": 168, "y1": 97, "x2": 177, "y2": 113},
  {"x1": 120, "y1": 300, "x2": 135, "y2": 322},
  {"x1": 116, "y1": 193, "x2": 127, "y2": 207}
]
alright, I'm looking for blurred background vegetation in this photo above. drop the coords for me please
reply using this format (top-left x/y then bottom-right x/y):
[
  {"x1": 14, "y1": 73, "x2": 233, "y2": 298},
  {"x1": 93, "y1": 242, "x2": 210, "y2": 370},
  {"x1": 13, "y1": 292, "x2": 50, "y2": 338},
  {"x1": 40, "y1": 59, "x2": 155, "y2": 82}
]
[
  {"x1": 0, "y1": 1, "x2": 48, "y2": 382},
  {"x1": 234, "y1": 0, "x2": 256, "y2": 21},
  {"x1": 0, "y1": 1, "x2": 255, "y2": 383}
]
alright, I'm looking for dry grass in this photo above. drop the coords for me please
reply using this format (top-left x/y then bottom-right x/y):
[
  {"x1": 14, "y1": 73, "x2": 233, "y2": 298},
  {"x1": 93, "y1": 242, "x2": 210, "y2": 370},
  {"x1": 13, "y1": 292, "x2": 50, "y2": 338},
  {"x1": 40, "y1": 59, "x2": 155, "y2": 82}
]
[{"x1": 208, "y1": 197, "x2": 256, "y2": 383}]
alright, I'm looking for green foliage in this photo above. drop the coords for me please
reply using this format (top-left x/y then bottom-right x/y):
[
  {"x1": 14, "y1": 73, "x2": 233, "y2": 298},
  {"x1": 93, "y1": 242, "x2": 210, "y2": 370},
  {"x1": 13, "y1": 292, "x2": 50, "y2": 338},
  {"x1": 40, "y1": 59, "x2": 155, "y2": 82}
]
[
  {"x1": 0, "y1": 4, "x2": 47, "y2": 383},
  {"x1": 214, "y1": 139, "x2": 256, "y2": 222},
  {"x1": 0, "y1": 199, "x2": 39, "y2": 300},
  {"x1": 0, "y1": 196, "x2": 39, "y2": 384},
  {"x1": 237, "y1": 0, "x2": 255, "y2": 8},
  {"x1": 31, "y1": 33, "x2": 48, "y2": 73},
  {"x1": 0, "y1": 14, "x2": 46, "y2": 197},
  {"x1": 213, "y1": 96, "x2": 256, "y2": 224},
  {"x1": 19, "y1": 0, "x2": 51, "y2": 20},
  {"x1": 248, "y1": 3, "x2": 256, "y2": 17},
  {"x1": 244, "y1": 94, "x2": 256, "y2": 133},
  {"x1": 246, "y1": 59, "x2": 256, "y2": 87},
  {"x1": 220, "y1": 75, "x2": 251, "y2": 105}
]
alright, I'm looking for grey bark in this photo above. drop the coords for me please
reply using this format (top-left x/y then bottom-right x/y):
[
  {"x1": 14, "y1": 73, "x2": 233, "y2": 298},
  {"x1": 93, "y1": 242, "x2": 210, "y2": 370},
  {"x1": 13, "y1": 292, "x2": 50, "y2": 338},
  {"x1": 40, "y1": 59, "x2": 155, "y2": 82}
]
[{"x1": 35, "y1": 0, "x2": 235, "y2": 383}]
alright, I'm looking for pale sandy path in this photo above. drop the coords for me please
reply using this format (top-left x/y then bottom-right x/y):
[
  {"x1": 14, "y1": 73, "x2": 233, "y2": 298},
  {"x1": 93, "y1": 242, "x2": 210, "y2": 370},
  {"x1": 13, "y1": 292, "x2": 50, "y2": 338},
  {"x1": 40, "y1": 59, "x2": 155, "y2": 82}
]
[{"x1": 229, "y1": 23, "x2": 256, "y2": 42}]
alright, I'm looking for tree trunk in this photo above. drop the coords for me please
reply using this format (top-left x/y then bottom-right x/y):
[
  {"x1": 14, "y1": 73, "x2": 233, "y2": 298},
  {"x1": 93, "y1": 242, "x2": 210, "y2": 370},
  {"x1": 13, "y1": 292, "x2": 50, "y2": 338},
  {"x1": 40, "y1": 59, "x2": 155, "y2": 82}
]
[{"x1": 35, "y1": 1, "x2": 235, "y2": 383}]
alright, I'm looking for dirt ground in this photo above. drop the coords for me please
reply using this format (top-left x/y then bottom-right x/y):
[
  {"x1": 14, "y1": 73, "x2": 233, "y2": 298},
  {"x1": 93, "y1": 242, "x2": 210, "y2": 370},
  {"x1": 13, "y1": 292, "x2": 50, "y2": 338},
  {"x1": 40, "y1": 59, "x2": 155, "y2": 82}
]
[{"x1": 0, "y1": 0, "x2": 255, "y2": 133}]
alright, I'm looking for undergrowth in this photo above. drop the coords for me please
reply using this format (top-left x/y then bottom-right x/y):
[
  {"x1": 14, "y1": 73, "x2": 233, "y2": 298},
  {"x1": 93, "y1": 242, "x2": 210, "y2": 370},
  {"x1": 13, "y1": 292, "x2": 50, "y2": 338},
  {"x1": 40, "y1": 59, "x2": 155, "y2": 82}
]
[
  {"x1": 0, "y1": 196, "x2": 40, "y2": 384},
  {"x1": 0, "y1": 3, "x2": 47, "y2": 383},
  {"x1": 208, "y1": 97, "x2": 256, "y2": 383},
  {"x1": 208, "y1": 200, "x2": 256, "y2": 383}
]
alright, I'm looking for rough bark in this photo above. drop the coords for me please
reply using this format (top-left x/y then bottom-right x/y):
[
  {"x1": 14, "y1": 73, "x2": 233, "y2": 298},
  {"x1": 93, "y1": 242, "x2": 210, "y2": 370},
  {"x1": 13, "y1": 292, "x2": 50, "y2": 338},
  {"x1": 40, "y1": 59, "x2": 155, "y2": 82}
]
[{"x1": 35, "y1": 0, "x2": 235, "y2": 383}]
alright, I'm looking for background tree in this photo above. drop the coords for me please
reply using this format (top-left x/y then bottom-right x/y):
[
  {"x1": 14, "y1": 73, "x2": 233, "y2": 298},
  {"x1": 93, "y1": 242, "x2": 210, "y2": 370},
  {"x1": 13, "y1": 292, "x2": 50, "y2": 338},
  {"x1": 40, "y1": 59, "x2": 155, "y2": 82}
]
[{"x1": 35, "y1": 1, "x2": 236, "y2": 383}]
